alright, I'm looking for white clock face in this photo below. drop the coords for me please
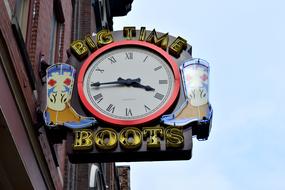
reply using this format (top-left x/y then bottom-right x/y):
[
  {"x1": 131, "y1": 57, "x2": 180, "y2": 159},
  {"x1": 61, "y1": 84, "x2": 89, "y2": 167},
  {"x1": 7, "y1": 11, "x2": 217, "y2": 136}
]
[{"x1": 79, "y1": 42, "x2": 180, "y2": 125}]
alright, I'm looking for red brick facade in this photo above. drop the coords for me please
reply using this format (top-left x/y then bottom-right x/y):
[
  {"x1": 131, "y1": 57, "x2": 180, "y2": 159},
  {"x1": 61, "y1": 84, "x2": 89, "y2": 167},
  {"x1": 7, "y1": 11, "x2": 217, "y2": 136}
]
[
  {"x1": 117, "y1": 166, "x2": 131, "y2": 190},
  {"x1": 0, "y1": 0, "x2": 73, "y2": 189},
  {"x1": 0, "y1": 0, "x2": 36, "y2": 120},
  {"x1": 0, "y1": 0, "x2": 133, "y2": 189}
]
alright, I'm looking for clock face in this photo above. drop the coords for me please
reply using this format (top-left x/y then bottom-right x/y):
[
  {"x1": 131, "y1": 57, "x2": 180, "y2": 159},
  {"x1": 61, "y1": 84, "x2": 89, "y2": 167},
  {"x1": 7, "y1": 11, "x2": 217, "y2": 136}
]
[{"x1": 78, "y1": 40, "x2": 180, "y2": 126}]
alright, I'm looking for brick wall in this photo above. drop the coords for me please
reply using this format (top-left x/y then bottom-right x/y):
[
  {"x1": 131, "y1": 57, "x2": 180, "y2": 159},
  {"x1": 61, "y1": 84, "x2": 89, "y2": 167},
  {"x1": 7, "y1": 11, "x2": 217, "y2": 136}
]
[
  {"x1": 35, "y1": 0, "x2": 53, "y2": 64},
  {"x1": 61, "y1": 0, "x2": 73, "y2": 62},
  {"x1": 117, "y1": 166, "x2": 131, "y2": 190},
  {"x1": 76, "y1": 164, "x2": 90, "y2": 190},
  {"x1": 0, "y1": 0, "x2": 36, "y2": 120},
  {"x1": 0, "y1": 0, "x2": 74, "y2": 189},
  {"x1": 28, "y1": 0, "x2": 73, "y2": 80},
  {"x1": 28, "y1": 0, "x2": 40, "y2": 73},
  {"x1": 79, "y1": 0, "x2": 92, "y2": 38}
]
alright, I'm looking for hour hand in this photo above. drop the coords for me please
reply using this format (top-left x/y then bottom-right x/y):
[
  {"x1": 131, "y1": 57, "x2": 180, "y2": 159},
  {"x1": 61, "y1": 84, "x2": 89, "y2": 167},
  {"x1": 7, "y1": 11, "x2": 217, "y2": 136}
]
[{"x1": 130, "y1": 82, "x2": 155, "y2": 91}]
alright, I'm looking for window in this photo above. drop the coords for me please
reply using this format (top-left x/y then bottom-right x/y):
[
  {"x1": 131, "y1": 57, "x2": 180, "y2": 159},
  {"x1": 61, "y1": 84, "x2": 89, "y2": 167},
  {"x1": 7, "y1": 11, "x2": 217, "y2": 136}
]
[
  {"x1": 49, "y1": 1, "x2": 65, "y2": 65},
  {"x1": 89, "y1": 164, "x2": 104, "y2": 190},
  {"x1": 49, "y1": 13, "x2": 58, "y2": 65},
  {"x1": 15, "y1": 0, "x2": 30, "y2": 41}
]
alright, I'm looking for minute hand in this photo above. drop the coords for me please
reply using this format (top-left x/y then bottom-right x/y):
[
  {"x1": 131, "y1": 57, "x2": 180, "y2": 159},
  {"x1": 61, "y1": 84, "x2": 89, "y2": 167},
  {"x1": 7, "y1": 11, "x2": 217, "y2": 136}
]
[{"x1": 91, "y1": 77, "x2": 140, "y2": 87}]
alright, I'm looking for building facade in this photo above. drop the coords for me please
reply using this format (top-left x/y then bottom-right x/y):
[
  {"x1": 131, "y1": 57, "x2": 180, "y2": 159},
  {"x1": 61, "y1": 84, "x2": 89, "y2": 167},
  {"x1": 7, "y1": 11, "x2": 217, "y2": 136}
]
[
  {"x1": 117, "y1": 166, "x2": 130, "y2": 190},
  {"x1": 0, "y1": 0, "x2": 132, "y2": 189}
]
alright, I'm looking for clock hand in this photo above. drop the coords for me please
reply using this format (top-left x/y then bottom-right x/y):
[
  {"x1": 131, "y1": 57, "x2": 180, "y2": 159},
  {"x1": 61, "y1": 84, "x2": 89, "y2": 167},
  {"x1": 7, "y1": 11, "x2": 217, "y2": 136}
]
[
  {"x1": 91, "y1": 77, "x2": 141, "y2": 87},
  {"x1": 130, "y1": 82, "x2": 155, "y2": 91},
  {"x1": 91, "y1": 77, "x2": 154, "y2": 91},
  {"x1": 118, "y1": 77, "x2": 141, "y2": 86}
]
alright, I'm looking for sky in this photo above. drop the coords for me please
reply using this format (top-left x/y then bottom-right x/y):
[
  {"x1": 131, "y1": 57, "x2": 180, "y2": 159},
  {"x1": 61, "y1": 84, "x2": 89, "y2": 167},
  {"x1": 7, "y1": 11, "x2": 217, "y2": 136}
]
[{"x1": 113, "y1": 0, "x2": 285, "y2": 189}]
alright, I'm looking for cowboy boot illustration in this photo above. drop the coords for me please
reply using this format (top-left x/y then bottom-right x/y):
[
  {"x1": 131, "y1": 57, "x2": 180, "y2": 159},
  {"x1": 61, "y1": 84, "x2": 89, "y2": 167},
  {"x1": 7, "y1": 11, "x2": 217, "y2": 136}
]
[
  {"x1": 43, "y1": 63, "x2": 96, "y2": 129},
  {"x1": 162, "y1": 59, "x2": 211, "y2": 126}
]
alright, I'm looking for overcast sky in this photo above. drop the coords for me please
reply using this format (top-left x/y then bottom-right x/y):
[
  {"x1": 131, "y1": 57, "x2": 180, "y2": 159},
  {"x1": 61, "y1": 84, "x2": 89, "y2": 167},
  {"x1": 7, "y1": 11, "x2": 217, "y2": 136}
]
[{"x1": 113, "y1": 0, "x2": 285, "y2": 189}]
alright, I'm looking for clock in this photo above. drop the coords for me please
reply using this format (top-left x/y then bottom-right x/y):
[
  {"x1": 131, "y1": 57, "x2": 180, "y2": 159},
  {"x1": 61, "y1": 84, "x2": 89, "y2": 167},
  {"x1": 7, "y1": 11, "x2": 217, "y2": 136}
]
[{"x1": 78, "y1": 40, "x2": 180, "y2": 126}]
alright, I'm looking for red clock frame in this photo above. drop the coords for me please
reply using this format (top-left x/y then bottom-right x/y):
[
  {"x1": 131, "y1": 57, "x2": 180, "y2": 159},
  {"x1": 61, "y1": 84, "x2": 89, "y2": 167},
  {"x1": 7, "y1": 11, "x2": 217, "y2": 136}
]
[{"x1": 77, "y1": 40, "x2": 180, "y2": 126}]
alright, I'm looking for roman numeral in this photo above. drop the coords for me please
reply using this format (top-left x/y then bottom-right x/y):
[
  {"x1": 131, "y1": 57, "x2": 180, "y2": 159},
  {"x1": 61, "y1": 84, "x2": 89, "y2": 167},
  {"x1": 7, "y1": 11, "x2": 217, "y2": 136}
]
[
  {"x1": 154, "y1": 66, "x2": 162, "y2": 71},
  {"x1": 144, "y1": 105, "x2": 151, "y2": 112},
  {"x1": 159, "y1": 80, "x2": 168, "y2": 84},
  {"x1": 125, "y1": 52, "x2": 133, "y2": 59},
  {"x1": 106, "y1": 104, "x2": 115, "y2": 113},
  {"x1": 154, "y1": 93, "x2": 164, "y2": 100},
  {"x1": 95, "y1": 67, "x2": 104, "y2": 73},
  {"x1": 143, "y1": 56, "x2": 148, "y2": 62},
  {"x1": 125, "y1": 108, "x2": 132, "y2": 116},
  {"x1": 93, "y1": 93, "x2": 103, "y2": 103},
  {"x1": 108, "y1": 56, "x2": 116, "y2": 63}
]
